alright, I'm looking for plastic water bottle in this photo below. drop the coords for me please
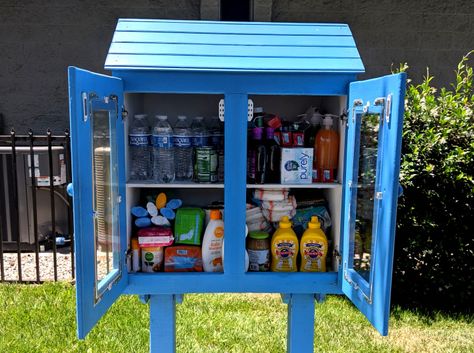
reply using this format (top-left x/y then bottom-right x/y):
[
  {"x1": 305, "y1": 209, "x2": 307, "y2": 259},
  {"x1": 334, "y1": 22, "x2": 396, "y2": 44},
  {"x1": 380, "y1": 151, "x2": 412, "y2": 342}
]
[
  {"x1": 191, "y1": 116, "x2": 210, "y2": 182},
  {"x1": 173, "y1": 115, "x2": 193, "y2": 181},
  {"x1": 152, "y1": 115, "x2": 175, "y2": 183},
  {"x1": 129, "y1": 114, "x2": 151, "y2": 180},
  {"x1": 209, "y1": 116, "x2": 224, "y2": 182}
]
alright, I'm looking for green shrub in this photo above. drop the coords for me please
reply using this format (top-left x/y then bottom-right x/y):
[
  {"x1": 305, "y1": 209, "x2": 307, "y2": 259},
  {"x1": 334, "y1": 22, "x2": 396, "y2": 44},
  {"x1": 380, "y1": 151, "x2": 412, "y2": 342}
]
[{"x1": 393, "y1": 52, "x2": 474, "y2": 312}]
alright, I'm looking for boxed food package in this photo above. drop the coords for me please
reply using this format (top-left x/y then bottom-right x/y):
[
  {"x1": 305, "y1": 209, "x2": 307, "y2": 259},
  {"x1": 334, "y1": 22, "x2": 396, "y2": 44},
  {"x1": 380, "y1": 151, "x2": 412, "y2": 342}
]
[
  {"x1": 137, "y1": 227, "x2": 174, "y2": 247},
  {"x1": 174, "y1": 208, "x2": 205, "y2": 245},
  {"x1": 164, "y1": 246, "x2": 203, "y2": 272},
  {"x1": 280, "y1": 148, "x2": 314, "y2": 184}
]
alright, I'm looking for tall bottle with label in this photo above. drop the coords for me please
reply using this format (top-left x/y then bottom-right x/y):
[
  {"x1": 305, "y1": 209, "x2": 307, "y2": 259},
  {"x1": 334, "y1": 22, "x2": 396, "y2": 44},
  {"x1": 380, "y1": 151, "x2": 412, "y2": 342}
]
[
  {"x1": 271, "y1": 216, "x2": 298, "y2": 272},
  {"x1": 152, "y1": 115, "x2": 175, "y2": 183},
  {"x1": 209, "y1": 116, "x2": 224, "y2": 182},
  {"x1": 202, "y1": 209, "x2": 224, "y2": 272},
  {"x1": 173, "y1": 115, "x2": 193, "y2": 181},
  {"x1": 191, "y1": 116, "x2": 210, "y2": 182},
  {"x1": 264, "y1": 127, "x2": 280, "y2": 183},
  {"x1": 129, "y1": 114, "x2": 151, "y2": 180},
  {"x1": 300, "y1": 216, "x2": 328, "y2": 272},
  {"x1": 314, "y1": 115, "x2": 339, "y2": 182},
  {"x1": 247, "y1": 127, "x2": 267, "y2": 184}
]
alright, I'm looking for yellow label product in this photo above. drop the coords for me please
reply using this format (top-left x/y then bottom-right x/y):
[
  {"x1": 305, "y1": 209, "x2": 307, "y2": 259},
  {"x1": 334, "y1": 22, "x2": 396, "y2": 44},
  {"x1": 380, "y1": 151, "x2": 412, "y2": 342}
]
[
  {"x1": 271, "y1": 216, "x2": 298, "y2": 272},
  {"x1": 300, "y1": 216, "x2": 328, "y2": 272}
]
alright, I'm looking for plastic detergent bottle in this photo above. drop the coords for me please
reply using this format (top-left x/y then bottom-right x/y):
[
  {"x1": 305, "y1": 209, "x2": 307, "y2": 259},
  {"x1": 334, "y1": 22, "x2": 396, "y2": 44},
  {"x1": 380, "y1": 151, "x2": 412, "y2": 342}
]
[
  {"x1": 202, "y1": 209, "x2": 224, "y2": 272},
  {"x1": 300, "y1": 216, "x2": 328, "y2": 272},
  {"x1": 271, "y1": 216, "x2": 298, "y2": 272},
  {"x1": 315, "y1": 114, "x2": 339, "y2": 182}
]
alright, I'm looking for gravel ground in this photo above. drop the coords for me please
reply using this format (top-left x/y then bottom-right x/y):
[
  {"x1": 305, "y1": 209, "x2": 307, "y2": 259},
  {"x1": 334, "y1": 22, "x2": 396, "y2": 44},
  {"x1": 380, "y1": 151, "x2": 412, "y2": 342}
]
[{"x1": 1, "y1": 251, "x2": 74, "y2": 282}]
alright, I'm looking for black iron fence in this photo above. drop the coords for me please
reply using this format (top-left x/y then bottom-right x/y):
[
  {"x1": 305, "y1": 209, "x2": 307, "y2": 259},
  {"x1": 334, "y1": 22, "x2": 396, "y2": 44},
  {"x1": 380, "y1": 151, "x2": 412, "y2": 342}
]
[{"x1": 0, "y1": 129, "x2": 74, "y2": 283}]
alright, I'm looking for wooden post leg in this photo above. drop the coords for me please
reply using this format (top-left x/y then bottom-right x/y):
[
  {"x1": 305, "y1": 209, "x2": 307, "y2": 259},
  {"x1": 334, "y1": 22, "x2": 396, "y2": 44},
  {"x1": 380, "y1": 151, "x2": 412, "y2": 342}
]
[
  {"x1": 286, "y1": 294, "x2": 315, "y2": 353},
  {"x1": 149, "y1": 295, "x2": 176, "y2": 353}
]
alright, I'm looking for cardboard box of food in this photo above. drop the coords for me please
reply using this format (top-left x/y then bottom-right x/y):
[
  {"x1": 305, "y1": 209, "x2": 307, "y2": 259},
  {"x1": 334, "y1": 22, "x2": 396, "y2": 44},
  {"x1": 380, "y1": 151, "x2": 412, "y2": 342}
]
[{"x1": 280, "y1": 148, "x2": 314, "y2": 184}]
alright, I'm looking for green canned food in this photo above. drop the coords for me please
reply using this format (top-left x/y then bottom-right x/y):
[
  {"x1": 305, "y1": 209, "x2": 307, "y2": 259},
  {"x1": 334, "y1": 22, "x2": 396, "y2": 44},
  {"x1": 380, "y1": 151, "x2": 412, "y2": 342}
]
[{"x1": 195, "y1": 147, "x2": 218, "y2": 183}]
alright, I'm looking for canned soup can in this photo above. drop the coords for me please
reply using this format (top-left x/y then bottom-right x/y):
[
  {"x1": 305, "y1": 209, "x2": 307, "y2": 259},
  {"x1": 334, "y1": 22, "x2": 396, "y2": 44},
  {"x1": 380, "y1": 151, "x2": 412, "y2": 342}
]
[{"x1": 195, "y1": 147, "x2": 218, "y2": 183}]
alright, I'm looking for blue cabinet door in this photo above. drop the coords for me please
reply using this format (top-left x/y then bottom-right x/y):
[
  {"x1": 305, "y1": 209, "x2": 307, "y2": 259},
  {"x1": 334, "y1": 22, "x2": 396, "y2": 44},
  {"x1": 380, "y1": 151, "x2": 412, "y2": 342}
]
[
  {"x1": 341, "y1": 73, "x2": 406, "y2": 335},
  {"x1": 68, "y1": 67, "x2": 128, "y2": 338}
]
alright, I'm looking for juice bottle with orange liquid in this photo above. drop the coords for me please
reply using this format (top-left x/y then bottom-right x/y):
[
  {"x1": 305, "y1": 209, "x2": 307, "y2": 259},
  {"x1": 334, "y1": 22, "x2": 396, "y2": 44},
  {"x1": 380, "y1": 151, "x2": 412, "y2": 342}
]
[{"x1": 314, "y1": 115, "x2": 339, "y2": 182}]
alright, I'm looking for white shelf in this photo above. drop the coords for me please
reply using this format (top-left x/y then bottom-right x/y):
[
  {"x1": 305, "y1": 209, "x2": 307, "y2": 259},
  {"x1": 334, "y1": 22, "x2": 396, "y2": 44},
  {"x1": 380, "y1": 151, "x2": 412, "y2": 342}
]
[{"x1": 127, "y1": 181, "x2": 340, "y2": 189}]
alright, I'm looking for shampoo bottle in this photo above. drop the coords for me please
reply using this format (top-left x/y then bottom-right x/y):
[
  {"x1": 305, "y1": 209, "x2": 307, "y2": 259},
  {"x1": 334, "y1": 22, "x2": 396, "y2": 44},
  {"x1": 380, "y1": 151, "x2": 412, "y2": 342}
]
[
  {"x1": 271, "y1": 216, "x2": 298, "y2": 272},
  {"x1": 300, "y1": 216, "x2": 328, "y2": 272},
  {"x1": 202, "y1": 209, "x2": 224, "y2": 272}
]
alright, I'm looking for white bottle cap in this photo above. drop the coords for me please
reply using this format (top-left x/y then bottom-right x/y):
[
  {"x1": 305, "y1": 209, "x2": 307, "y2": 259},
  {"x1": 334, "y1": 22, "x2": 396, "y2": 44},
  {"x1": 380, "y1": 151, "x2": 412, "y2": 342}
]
[
  {"x1": 311, "y1": 112, "x2": 323, "y2": 125},
  {"x1": 177, "y1": 115, "x2": 187, "y2": 120},
  {"x1": 134, "y1": 114, "x2": 147, "y2": 119},
  {"x1": 156, "y1": 115, "x2": 168, "y2": 120},
  {"x1": 323, "y1": 115, "x2": 333, "y2": 127},
  {"x1": 195, "y1": 116, "x2": 204, "y2": 121}
]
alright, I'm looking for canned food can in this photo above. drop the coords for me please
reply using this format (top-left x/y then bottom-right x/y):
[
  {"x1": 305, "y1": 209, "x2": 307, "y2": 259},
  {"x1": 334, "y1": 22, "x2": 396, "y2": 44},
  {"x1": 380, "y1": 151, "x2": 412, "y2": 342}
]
[{"x1": 195, "y1": 147, "x2": 218, "y2": 183}]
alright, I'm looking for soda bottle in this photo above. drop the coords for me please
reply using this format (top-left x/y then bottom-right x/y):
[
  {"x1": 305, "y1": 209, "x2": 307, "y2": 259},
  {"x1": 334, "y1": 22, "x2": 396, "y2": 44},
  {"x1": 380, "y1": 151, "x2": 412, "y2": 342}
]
[
  {"x1": 315, "y1": 115, "x2": 339, "y2": 182},
  {"x1": 247, "y1": 127, "x2": 266, "y2": 184},
  {"x1": 152, "y1": 115, "x2": 175, "y2": 183},
  {"x1": 128, "y1": 114, "x2": 151, "y2": 180},
  {"x1": 265, "y1": 127, "x2": 280, "y2": 183}
]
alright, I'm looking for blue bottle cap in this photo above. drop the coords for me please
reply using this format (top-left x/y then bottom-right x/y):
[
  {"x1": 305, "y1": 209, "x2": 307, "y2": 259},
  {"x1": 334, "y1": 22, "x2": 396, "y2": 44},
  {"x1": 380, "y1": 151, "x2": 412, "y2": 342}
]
[
  {"x1": 160, "y1": 207, "x2": 176, "y2": 220},
  {"x1": 166, "y1": 199, "x2": 182, "y2": 210},
  {"x1": 131, "y1": 206, "x2": 148, "y2": 218},
  {"x1": 135, "y1": 217, "x2": 151, "y2": 228}
]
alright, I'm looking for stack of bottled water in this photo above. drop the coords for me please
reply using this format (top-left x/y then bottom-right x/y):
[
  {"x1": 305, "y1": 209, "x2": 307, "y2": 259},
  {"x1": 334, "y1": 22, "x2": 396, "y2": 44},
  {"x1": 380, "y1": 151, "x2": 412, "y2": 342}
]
[
  {"x1": 129, "y1": 114, "x2": 151, "y2": 180},
  {"x1": 173, "y1": 115, "x2": 193, "y2": 181},
  {"x1": 128, "y1": 114, "x2": 224, "y2": 184},
  {"x1": 152, "y1": 115, "x2": 175, "y2": 183}
]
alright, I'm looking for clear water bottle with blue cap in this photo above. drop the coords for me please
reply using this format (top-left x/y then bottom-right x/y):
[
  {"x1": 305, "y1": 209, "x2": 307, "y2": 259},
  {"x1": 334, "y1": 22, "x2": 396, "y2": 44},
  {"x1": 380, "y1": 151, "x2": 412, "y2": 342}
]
[
  {"x1": 129, "y1": 114, "x2": 151, "y2": 180},
  {"x1": 173, "y1": 115, "x2": 193, "y2": 181},
  {"x1": 152, "y1": 115, "x2": 175, "y2": 183}
]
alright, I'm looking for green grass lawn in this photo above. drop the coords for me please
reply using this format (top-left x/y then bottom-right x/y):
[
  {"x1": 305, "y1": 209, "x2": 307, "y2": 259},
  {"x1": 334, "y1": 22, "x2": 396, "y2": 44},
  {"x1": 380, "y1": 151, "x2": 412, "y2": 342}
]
[{"x1": 0, "y1": 283, "x2": 473, "y2": 353}]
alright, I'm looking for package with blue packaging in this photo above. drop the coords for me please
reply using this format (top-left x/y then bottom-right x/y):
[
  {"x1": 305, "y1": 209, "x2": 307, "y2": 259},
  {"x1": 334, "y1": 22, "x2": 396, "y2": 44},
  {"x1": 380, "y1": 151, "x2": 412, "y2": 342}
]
[{"x1": 280, "y1": 148, "x2": 314, "y2": 184}]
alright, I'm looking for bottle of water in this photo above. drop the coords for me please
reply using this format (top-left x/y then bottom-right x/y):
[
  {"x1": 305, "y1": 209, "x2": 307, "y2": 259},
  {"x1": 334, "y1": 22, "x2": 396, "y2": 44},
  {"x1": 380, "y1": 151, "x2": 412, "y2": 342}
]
[
  {"x1": 191, "y1": 116, "x2": 210, "y2": 182},
  {"x1": 173, "y1": 115, "x2": 193, "y2": 181},
  {"x1": 209, "y1": 116, "x2": 224, "y2": 182},
  {"x1": 191, "y1": 116, "x2": 210, "y2": 147},
  {"x1": 152, "y1": 115, "x2": 175, "y2": 183},
  {"x1": 129, "y1": 114, "x2": 151, "y2": 180}
]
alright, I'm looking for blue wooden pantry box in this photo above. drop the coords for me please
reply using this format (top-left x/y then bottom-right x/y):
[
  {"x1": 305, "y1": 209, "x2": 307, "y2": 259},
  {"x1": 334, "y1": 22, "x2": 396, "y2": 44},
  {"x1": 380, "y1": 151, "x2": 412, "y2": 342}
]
[{"x1": 67, "y1": 19, "x2": 406, "y2": 353}]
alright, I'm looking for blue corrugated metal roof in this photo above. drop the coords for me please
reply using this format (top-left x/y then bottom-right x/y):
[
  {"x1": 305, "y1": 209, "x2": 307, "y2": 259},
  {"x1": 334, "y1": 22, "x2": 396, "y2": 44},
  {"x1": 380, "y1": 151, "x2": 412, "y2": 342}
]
[{"x1": 105, "y1": 19, "x2": 365, "y2": 73}]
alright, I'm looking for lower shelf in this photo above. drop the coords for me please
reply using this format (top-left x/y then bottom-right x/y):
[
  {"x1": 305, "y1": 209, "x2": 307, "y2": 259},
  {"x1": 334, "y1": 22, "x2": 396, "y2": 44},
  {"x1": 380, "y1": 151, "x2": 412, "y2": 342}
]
[{"x1": 124, "y1": 271, "x2": 341, "y2": 295}]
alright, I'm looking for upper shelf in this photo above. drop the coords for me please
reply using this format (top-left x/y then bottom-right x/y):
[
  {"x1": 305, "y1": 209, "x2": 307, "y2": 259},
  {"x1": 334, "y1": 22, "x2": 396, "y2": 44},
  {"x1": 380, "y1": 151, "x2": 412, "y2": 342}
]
[{"x1": 126, "y1": 181, "x2": 340, "y2": 189}]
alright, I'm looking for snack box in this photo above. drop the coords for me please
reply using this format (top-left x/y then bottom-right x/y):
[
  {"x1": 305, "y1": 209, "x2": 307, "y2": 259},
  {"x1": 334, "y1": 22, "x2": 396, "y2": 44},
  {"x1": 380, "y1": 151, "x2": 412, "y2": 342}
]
[
  {"x1": 137, "y1": 227, "x2": 174, "y2": 247},
  {"x1": 164, "y1": 245, "x2": 203, "y2": 272},
  {"x1": 280, "y1": 148, "x2": 314, "y2": 184}
]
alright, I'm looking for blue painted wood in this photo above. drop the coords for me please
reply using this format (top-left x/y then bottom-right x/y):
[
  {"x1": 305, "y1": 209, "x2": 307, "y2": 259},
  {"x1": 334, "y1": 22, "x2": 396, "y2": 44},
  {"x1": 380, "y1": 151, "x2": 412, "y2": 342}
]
[
  {"x1": 116, "y1": 19, "x2": 353, "y2": 36},
  {"x1": 105, "y1": 19, "x2": 364, "y2": 73},
  {"x1": 68, "y1": 67, "x2": 128, "y2": 339},
  {"x1": 150, "y1": 295, "x2": 176, "y2": 353},
  {"x1": 106, "y1": 54, "x2": 362, "y2": 72},
  {"x1": 124, "y1": 272, "x2": 341, "y2": 295},
  {"x1": 287, "y1": 294, "x2": 315, "y2": 353},
  {"x1": 114, "y1": 71, "x2": 356, "y2": 96},
  {"x1": 223, "y1": 94, "x2": 248, "y2": 275},
  {"x1": 109, "y1": 42, "x2": 361, "y2": 59},
  {"x1": 341, "y1": 73, "x2": 406, "y2": 335}
]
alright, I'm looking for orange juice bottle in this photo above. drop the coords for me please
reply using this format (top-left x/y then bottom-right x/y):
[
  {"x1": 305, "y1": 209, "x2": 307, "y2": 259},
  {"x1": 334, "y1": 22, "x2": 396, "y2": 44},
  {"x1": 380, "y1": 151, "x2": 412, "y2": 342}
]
[{"x1": 314, "y1": 115, "x2": 339, "y2": 182}]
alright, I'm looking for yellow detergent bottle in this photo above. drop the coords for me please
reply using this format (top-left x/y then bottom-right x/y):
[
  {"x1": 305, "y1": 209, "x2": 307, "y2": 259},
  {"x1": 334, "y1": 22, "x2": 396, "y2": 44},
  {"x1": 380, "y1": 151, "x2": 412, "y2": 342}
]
[
  {"x1": 300, "y1": 216, "x2": 328, "y2": 272},
  {"x1": 271, "y1": 216, "x2": 298, "y2": 272}
]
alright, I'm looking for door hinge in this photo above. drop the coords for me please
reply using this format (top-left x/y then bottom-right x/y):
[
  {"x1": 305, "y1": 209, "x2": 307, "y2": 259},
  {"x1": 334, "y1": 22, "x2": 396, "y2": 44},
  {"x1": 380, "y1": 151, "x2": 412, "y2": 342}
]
[
  {"x1": 385, "y1": 94, "x2": 392, "y2": 123},
  {"x1": 218, "y1": 98, "x2": 254, "y2": 122},
  {"x1": 375, "y1": 191, "x2": 383, "y2": 200}
]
